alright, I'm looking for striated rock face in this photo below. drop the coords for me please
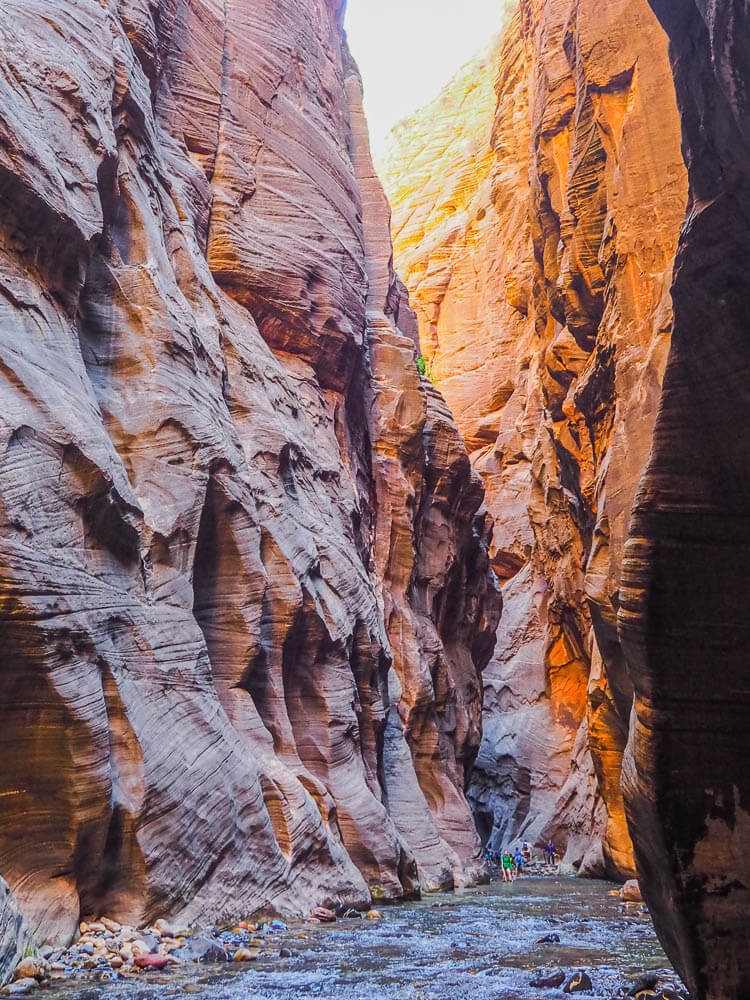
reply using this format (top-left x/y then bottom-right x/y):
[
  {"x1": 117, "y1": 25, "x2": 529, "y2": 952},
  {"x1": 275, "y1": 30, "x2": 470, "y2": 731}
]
[
  {"x1": 381, "y1": 0, "x2": 686, "y2": 877},
  {"x1": 0, "y1": 0, "x2": 499, "y2": 949},
  {"x1": 0, "y1": 880, "x2": 30, "y2": 986},
  {"x1": 620, "y1": 2, "x2": 750, "y2": 998}
]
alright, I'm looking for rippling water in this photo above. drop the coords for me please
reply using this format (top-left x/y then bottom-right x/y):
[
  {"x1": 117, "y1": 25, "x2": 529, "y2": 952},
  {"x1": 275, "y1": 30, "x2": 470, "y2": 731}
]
[{"x1": 45, "y1": 877, "x2": 678, "y2": 1000}]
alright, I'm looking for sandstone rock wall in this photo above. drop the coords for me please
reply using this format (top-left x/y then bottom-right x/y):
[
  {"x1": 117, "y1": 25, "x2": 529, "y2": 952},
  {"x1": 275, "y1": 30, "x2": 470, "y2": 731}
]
[
  {"x1": 381, "y1": 0, "x2": 686, "y2": 877},
  {"x1": 0, "y1": 880, "x2": 30, "y2": 986},
  {"x1": 620, "y1": 2, "x2": 750, "y2": 997},
  {"x1": 0, "y1": 0, "x2": 499, "y2": 949}
]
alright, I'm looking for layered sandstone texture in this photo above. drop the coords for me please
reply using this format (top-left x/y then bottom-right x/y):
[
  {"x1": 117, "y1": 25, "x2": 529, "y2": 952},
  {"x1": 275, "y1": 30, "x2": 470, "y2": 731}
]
[
  {"x1": 0, "y1": 0, "x2": 500, "y2": 955},
  {"x1": 381, "y1": 0, "x2": 686, "y2": 877},
  {"x1": 0, "y1": 881, "x2": 30, "y2": 985},
  {"x1": 620, "y1": 2, "x2": 750, "y2": 998}
]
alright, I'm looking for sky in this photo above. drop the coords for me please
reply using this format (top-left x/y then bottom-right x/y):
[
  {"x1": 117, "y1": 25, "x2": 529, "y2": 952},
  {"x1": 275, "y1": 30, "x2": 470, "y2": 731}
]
[{"x1": 344, "y1": 0, "x2": 509, "y2": 158}]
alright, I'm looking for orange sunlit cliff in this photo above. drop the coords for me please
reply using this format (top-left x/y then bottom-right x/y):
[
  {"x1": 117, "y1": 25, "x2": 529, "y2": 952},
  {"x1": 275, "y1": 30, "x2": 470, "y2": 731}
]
[{"x1": 380, "y1": 0, "x2": 687, "y2": 879}]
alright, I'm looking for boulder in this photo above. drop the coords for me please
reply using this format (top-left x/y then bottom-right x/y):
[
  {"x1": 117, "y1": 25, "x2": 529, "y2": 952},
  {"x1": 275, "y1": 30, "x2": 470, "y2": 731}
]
[
  {"x1": 2, "y1": 979, "x2": 38, "y2": 996},
  {"x1": 621, "y1": 881, "x2": 643, "y2": 903},
  {"x1": 530, "y1": 968, "x2": 566, "y2": 988},
  {"x1": 134, "y1": 954, "x2": 170, "y2": 970},
  {"x1": 12, "y1": 960, "x2": 48, "y2": 983},
  {"x1": 564, "y1": 970, "x2": 593, "y2": 994},
  {"x1": 232, "y1": 948, "x2": 258, "y2": 962},
  {"x1": 174, "y1": 934, "x2": 227, "y2": 964}
]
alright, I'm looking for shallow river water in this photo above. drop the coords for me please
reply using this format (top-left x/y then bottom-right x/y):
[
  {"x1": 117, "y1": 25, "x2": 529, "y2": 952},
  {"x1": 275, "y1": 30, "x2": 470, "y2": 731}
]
[{"x1": 46, "y1": 877, "x2": 680, "y2": 1000}]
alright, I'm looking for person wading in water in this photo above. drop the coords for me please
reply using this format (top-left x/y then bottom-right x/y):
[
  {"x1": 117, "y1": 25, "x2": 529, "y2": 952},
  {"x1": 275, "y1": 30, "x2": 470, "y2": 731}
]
[{"x1": 501, "y1": 850, "x2": 514, "y2": 882}]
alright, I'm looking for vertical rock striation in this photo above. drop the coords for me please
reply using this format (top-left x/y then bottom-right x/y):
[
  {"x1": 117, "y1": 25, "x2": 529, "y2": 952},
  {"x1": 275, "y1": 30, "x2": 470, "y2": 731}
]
[
  {"x1": 620, "y1": 2, "x2": 750, "y2": 997},
  {"x1": 381, "y1": 0, "x2": 686, "y2": 876},
  {"x1": 0, "y1": 0, "x2": 499, "y2": 955},
  {"x1": 0, "y1": 880, "x2": 30, "y2": 986}
]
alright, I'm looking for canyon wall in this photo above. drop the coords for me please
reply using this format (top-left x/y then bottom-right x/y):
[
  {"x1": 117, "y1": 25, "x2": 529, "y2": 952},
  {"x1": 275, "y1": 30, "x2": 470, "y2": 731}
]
[
  {"x1": 381, "y1": 0, "x2": 686, "y2": 877},
  {"x1": 0, "y1": 0, "x2": 499, "y2": 955},
  {"x1": 620, "y1": 2, "x2": 750, "y2": 998}
]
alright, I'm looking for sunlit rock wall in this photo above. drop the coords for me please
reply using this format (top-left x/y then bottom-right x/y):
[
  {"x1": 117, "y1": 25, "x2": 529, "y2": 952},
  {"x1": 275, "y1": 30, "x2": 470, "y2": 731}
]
[
  {"x1": 0, "y1": 0, "x2": 499, "y2": 953},
  {"x1": 381, "y1": 0, "x2": 686, "y2": 877}
]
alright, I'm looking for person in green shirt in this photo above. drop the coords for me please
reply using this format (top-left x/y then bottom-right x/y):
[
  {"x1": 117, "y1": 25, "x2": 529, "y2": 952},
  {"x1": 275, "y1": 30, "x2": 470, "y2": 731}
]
[{"x1": 501, "y1": 850, "x2": 514, "y2": 882}]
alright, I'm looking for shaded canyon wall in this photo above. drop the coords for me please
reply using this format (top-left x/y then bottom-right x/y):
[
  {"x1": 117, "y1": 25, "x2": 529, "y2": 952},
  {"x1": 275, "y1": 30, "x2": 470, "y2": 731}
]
[
  {"x1": 0, "y1": 0, "x2": 500, "y2": 957},
  {"x1": 620, "y1": 1, "x2": 750, "y2": 998},
  {"x1": 381, "y1": 0, "x2": 686, "y2": 877}
]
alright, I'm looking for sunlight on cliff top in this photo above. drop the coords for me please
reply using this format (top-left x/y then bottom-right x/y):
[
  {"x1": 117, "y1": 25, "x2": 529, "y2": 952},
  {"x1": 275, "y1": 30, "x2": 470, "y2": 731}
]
[{"x1": 345, "y1": 0, "x2": 515, "y2": 158}]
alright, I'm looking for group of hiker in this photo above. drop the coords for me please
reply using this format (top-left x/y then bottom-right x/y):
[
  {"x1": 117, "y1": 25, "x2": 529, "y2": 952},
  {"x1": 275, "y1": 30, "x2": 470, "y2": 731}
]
[{"x1": 483, "y1": 840, "x2": 558, "y2": 881}]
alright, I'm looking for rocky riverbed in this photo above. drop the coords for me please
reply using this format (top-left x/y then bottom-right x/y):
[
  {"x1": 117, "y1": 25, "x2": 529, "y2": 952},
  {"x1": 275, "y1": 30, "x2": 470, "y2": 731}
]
[{"x1": 7, "y1": 878, "x2": 687, "y2": 999}]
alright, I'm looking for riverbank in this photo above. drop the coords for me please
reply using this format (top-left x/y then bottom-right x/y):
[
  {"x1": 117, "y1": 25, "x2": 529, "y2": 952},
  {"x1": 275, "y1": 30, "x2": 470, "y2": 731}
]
[{"x1": 12, "y1": 877, "x2": 688, "y2": 999}]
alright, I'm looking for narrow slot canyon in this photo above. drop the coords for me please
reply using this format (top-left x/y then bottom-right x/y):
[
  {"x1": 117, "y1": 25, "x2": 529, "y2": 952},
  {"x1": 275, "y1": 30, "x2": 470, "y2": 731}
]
[{"x1": 0, "y1": 1, "x2": 748, "y2": 999}]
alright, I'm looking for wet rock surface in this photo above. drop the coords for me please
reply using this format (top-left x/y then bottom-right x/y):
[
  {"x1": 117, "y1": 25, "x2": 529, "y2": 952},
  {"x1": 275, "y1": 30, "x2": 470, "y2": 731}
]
[{"x1": 31, "y1": 878, "x2": 685, "y2": 1000}]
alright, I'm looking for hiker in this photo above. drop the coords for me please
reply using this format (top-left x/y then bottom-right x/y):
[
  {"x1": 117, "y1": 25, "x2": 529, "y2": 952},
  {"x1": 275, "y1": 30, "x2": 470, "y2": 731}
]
[
  {"x1": 545, "y1": 841, "x2": 556, "y2": 865},
  {"x1": 514, "y1": 847, "x2": 525, "y2": 877},
  {"x1": 501, "y1": 850, "x2": 514, "y2": 882},
  {"x1": 522, "y1": 841, "x2": 532, "y2": 863}
]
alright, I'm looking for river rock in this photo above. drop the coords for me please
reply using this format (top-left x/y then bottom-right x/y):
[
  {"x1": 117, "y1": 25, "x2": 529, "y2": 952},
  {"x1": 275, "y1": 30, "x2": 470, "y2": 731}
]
[
  {"x1": 628, "y1": 972, "x2": 659, "y2": 995},
  {"x1": 232, "y1": 948, "x2": 258, "y2": 962},
  {"x1": 312, "y1": 907, "x2": 336, "y2": 923},
  {"x1": 621, "y1": 881, "x2": 643, "y2": 903},
  {"x1": 153, "y1": 920, "x2": 177, "y2": 938},
  {"x1": 12, "y1": 959, "x2": 48, "y2": 983},
  {"x1": 2, "y1": 979, "x2": 38, "y2": 996},
  {"x1": 564, "y1": 970, "x2": 593, "y2": 994},
  {"x1": 175, "y1": 934, "x2": 227, "y2": 964},
  {"x1": 133, "y1": 935, "x2": 160, "y2": 955},
  {"x1": 134, "y1": 954, "x2": 170, "y2": 970},
  {"x1": 530, "y1": 967, "x2": 566, "y2": 988}
]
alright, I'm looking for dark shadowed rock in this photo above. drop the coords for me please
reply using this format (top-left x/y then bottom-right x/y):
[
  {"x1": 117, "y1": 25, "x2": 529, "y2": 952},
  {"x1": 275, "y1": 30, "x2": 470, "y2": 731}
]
[
  {"x1": 619, "y1": 3, "x2": 750, "y2": 999},
  {"x1": 564, "y1": 969, "x2": 593, "y2": 994},
  {"x1": 530, "y1": 967, "x2": 566, "y2": 988}
]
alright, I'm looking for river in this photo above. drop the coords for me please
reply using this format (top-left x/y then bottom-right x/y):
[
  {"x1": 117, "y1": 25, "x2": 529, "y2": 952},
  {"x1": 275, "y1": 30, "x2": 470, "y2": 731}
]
[{"x1": 43, "y1": 877, "x2": 682, "y2": 999}]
